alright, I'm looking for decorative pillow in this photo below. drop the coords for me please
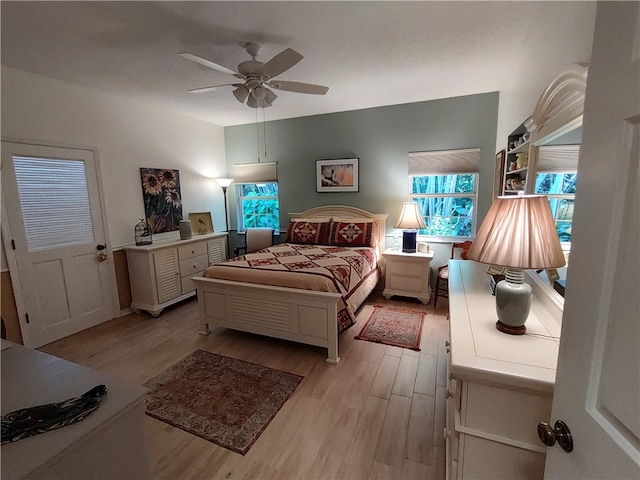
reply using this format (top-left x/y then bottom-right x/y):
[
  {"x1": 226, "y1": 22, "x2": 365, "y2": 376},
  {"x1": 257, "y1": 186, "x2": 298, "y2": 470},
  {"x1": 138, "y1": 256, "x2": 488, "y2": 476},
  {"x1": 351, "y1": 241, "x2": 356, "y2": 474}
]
[
  {"x1": 329, "y1": 220, "x2": 378, "y2": 247},
  {"x1": 286, "y1": 221, "x2": 331, "y2": 245}
]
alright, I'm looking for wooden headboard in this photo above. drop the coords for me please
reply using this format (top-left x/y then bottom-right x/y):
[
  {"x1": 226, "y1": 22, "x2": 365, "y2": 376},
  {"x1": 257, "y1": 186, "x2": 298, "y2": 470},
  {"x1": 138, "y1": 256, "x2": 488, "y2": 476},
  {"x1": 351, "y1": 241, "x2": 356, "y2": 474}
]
[{"x1": 289, "y1": 205, "x2": 389, "y2": 253}]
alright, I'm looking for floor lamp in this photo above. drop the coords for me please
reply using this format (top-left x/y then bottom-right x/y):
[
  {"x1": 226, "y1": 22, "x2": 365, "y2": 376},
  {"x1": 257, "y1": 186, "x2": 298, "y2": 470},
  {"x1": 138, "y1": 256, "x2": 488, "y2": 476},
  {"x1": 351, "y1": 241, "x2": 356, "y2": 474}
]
[{"x1": 215, "y1": 178, "x2": 233, "y2": 258}]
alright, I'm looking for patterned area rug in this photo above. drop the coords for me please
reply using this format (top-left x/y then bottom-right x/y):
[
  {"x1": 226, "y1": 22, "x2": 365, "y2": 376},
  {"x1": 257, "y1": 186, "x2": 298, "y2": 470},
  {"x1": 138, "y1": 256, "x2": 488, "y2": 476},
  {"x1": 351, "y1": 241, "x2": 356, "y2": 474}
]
[
  {"x1": 355, "y1": 305, "x2": 425, "y2": 350},
  {"x1": 144, "y1": 350, "x2": 303, "y2": 455}
]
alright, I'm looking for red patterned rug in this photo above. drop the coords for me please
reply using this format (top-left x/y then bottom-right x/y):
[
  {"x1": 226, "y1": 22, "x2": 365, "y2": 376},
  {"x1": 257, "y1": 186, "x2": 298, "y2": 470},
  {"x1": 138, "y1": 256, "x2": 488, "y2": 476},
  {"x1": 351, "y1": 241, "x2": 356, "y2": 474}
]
[
  {"x1": 355, "y1": 305, "x2": 425, "y2": 350},
  {"x1": 144, "y1": 350, "x2": 303, "y2": 455}
]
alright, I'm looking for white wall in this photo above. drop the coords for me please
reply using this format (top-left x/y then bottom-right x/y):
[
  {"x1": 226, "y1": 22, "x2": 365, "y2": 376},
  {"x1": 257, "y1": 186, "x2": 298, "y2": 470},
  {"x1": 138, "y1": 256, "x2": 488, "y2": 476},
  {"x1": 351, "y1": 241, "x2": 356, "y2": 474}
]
[
  {"x1": 1, "y1": 67, "x2": 227, "y2": 248},
  {"x1": 495, "y1": 4, "x2": 596, "y2": 151}
]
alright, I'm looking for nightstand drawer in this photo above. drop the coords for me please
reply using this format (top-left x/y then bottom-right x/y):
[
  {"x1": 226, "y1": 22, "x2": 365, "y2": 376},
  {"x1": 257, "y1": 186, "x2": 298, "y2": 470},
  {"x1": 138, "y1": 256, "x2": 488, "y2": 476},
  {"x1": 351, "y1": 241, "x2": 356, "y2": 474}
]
[
  {"x1": 387, "y1": 261, "x2": 424, "y2": 277},
  {"x1": 388, "y1": 274, "x2": 423, "y2": 293}
]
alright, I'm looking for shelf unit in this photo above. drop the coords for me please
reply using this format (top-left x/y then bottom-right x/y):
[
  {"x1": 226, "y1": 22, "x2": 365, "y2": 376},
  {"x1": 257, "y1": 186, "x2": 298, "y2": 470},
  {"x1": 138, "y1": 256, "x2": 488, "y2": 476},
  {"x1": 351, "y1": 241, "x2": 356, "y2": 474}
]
[{"x1": 503, "y1": 123, "x2": 531, "y2": 195}]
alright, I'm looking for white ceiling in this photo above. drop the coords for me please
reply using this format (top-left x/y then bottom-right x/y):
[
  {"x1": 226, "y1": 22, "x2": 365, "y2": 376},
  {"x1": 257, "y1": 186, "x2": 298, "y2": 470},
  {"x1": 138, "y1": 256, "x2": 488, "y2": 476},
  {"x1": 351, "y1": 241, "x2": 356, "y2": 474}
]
[{"x1": 1, "y1": 1, "x2": 596, "y2": 127}]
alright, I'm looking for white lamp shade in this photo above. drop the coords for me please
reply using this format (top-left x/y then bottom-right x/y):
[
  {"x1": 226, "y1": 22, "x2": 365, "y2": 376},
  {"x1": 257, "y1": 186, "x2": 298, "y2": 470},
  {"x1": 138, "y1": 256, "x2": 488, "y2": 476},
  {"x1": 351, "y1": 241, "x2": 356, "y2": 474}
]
[
  {"x1": 467, "y1": 194, "x2": 566, "y2": 269},
  {"x1": 214, "y1": 178, "x2": 233, "y2": 188},
  {"x1": 395, "y1": 202, "x2": 427, "y2": 229}
]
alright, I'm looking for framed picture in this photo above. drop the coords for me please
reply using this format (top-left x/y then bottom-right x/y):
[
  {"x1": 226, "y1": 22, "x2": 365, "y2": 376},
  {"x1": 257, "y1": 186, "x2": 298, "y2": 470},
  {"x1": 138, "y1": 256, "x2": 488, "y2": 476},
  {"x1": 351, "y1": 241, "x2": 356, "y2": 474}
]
[
  {"x1": 316, "y1": 158, "x2": 359, "y2": 192},
  {"x1": 140, "y1": 168, "x2": 182, "y2": 234},
  {"x1": 189, "y1": 212, "x2": 214, "y2": 235},
  {"x1": 494, "y1": 149, "x2": 506, "y2": 198}
]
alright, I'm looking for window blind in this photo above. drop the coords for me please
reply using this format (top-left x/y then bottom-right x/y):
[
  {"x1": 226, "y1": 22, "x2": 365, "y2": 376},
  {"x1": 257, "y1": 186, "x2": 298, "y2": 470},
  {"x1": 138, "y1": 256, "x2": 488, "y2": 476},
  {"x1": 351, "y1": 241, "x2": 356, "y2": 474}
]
[
  {"x1": 233, "y1": 161, "x2": 278, "y2": 184},
  {"x1": 537, "y1": 145, "x2": 580, "y2": 172},
  {"x1": 13, "y1": 156, "x2": 95, "y2": 251},
  {"x1": 409, "y1": 148, "x2": 481, "y2": 175}
]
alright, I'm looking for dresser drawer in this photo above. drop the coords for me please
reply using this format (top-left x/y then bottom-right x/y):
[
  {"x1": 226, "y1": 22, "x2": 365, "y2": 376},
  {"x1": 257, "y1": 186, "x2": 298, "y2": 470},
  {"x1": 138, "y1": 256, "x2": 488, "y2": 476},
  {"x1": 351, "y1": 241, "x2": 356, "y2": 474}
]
[
  {"x1": 180, "y1": 272, "x2": 203, "y2": 294},
  {"x1": 388, "y1": 274, "x2": 423, "y2": 293},
  {"x1": 461, "y1": 382, "x2": 552, "y2": 447},
  {"x1": 177, "y1": 241, "x2": 207, "y2": 260},
  {"x1": 179, "y1": 254, "x2": 208, "y2": 277}
]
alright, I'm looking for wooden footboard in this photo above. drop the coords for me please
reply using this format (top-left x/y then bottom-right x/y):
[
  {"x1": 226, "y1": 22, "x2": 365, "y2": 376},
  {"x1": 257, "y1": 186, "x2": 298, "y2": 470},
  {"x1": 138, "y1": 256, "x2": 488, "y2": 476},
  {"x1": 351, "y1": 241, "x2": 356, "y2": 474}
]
[{"x1": 192, "y1": 276, "x2": 343, "y2": 364}]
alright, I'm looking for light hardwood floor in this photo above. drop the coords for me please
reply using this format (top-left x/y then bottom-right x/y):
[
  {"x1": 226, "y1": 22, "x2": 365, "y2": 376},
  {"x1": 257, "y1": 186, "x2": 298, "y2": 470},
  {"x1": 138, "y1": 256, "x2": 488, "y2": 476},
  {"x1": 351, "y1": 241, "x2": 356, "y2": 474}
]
[{"x1": 40, "y1": 287, "x2": 450, "y2": 480}]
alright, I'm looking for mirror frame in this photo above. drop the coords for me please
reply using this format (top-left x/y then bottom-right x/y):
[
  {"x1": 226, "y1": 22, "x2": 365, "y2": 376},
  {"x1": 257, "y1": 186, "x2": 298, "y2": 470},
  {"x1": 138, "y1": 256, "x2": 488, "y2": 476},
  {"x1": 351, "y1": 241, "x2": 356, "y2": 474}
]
[{"x1": 522, "y1": 63, "x2": 588, "y2": 314}]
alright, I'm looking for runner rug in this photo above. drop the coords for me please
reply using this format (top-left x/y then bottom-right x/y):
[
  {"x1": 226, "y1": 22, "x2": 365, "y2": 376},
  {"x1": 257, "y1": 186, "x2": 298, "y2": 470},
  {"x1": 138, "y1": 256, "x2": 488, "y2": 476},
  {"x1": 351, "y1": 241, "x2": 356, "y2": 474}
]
[
  {"x1": 355, "y1": 305, "x2": 425, "y2": 351},
  {"x1": 144, "y1": 350, "x2": 303, "y2": 455}
]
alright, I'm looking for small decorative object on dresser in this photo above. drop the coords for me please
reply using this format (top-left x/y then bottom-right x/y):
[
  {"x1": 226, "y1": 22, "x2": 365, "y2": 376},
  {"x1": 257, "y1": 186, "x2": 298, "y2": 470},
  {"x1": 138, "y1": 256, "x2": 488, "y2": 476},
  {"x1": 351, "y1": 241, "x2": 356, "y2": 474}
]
[
  {"x1": 134, "y1": 219, "x2": 152, "y2": 246},
  {"x1": 188, "y1": 212, "x2": 214, "y2": 235},
  {"x1": 382, "y1": 248, "x2": 434, "y2": 304}
]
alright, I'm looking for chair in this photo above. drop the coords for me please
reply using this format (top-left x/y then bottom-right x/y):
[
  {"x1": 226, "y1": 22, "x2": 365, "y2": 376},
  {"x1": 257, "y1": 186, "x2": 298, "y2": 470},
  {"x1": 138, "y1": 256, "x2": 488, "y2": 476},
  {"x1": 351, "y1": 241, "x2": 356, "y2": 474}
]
[
  {"x1": 234, "y1": 228, "x2": 274, "y2": 255},
  {"x1": 433, "y1": 241, "x2": 473, "y2": 308}
]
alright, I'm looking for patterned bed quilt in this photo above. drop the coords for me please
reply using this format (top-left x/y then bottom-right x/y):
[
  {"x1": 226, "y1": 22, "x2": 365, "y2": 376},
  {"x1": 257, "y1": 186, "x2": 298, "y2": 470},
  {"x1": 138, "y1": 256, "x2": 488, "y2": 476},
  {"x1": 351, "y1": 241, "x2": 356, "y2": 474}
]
[{"x1": 202, "y1": 243, "x2": 382, "y2": 332}]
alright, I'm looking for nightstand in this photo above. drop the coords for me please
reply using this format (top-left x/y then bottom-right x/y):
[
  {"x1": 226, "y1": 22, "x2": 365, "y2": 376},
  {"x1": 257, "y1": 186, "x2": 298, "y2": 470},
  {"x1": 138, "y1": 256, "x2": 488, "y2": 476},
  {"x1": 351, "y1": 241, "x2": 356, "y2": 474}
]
[{"x1": 382, "y1": 248, "x2": 434, "y2": 304}]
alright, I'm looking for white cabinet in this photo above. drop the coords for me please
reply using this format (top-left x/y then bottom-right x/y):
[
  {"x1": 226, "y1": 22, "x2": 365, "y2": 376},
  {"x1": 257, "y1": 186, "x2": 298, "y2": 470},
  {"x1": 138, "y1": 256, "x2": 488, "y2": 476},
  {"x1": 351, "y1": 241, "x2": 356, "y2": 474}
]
[
  {"x1": 125, "y1": 233, "x2": 227, "y2": 316},
  {"x1": 1, "y1": 341, "x2": 149, "y2": 480},
  {"x1": 446, "y1": 260, "x2": 561, "y2": 480},
  {"x1": 382, "y1": 248, "x2": 434, "y2": 304}
]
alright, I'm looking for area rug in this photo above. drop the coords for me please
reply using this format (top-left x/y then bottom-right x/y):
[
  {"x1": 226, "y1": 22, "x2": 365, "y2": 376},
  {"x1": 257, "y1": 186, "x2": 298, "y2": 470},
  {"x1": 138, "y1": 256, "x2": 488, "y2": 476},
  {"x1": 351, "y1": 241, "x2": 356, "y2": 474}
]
[
  {"x1": 355, "y1": 305, "x2": 425, "y2": 351},
  {"x1": 144, "y1": 350, "x2": 303, "y2": 455}
]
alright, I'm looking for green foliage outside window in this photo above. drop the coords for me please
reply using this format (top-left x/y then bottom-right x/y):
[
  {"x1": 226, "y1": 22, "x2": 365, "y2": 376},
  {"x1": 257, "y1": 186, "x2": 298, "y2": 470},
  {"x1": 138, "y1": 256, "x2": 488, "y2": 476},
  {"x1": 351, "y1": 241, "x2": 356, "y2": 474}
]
[
  {"x1": 411, "y1": 174, "x2": 476, "y2": 237},
  {"x1": 535, "y1": 173, "x2": 577, "y2": 242},
  {"x1": 239, "y1": 183, "x2": 280, "y2": 230}
]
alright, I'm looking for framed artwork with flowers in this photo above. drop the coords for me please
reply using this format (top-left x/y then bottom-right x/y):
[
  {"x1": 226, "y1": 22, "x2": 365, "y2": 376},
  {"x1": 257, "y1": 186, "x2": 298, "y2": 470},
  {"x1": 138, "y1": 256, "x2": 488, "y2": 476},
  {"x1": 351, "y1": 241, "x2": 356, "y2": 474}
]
[{"x1": 140, "y1": 167, "x2": 183, "y2": 234}]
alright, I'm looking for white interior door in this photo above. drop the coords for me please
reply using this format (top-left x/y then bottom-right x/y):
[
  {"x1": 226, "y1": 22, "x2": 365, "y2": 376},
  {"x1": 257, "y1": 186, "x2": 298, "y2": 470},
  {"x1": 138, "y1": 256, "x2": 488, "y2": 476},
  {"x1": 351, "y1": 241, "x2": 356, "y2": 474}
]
[
  {"x1": 544, "y1": 2, "x2": 639, "y2": 478},
  {"x1": 1, "y1": 141, "x2": 115, "y2": 348}
]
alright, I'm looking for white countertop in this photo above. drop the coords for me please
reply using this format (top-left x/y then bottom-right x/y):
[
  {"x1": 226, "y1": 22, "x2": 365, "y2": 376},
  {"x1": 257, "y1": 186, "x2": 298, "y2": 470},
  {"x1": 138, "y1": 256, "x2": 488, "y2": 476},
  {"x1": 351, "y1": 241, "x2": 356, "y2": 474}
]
[{"x1": 448, "y1": 260, "x2": 561, "y2": 393}]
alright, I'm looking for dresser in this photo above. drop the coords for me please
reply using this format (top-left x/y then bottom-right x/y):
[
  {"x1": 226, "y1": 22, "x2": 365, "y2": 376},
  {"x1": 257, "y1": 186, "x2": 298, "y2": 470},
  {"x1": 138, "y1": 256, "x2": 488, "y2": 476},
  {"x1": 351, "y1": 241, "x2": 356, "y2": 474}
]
[
  {"x1": 382, "y1": 248, "x2": 434, "y2": 304},
  {"x1": 124, "y1": 232, "x2": 228, "y2": 316},
  {"x1": 1, "y1": 341, "x2": 148, "y2": 479},
  {"x1": 445, "y1": 260, "x2": 561, "y2": 480}
]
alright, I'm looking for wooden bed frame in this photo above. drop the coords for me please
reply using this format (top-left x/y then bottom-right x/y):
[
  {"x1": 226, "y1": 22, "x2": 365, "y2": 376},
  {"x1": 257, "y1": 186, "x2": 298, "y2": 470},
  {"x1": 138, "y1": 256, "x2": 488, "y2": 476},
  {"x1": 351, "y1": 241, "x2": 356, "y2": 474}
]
[{"x1": 192, "y1": 205, "x2": 388, "y2": 364}]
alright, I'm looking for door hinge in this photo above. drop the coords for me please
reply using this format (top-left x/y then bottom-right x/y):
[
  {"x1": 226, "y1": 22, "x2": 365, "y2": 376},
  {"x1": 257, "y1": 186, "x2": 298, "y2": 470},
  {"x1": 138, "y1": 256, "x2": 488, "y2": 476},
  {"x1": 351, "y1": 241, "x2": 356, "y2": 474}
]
[
  {"x1": 11, "y1": 239, "x2": 16, "y2": 250},
  {"x1": 25, "y1": 313, "x2": 30, "y2": 324}
]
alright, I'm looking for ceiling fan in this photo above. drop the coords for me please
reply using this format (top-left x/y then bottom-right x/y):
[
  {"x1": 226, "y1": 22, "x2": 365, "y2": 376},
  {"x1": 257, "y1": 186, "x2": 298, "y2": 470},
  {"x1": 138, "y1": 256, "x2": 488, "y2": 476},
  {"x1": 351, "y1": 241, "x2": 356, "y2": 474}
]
[{"x1": 179, "y1": 42, "x2": 329, "y2": 108}]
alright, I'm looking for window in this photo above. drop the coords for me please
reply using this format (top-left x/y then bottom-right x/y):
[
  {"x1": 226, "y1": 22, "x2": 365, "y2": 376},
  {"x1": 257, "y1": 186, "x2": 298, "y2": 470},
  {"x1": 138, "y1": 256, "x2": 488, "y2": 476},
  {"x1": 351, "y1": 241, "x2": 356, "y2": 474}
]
[
  {"x1": 408, "y1": 148, "x2": 480, "y2": 238},
  {"x1": 535, "y1": 173, "x2": 577, "y2": 243},
  {"x1": 237, "y1": 182, "x2": 280, "y2": 230},
  {"x1": 13, "y1": 156, "x2": 95, "y2": 251},
  {"x1": 534, "y1": 145, "x2": 580, "y2": 243}
]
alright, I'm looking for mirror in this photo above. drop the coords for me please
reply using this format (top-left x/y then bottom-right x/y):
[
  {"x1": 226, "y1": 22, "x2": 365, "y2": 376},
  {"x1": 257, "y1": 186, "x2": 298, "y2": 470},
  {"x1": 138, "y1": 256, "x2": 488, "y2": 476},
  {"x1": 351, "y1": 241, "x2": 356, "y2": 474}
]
[{"x1": 524, "y1": 64, "x2": 588, "y2": 309}]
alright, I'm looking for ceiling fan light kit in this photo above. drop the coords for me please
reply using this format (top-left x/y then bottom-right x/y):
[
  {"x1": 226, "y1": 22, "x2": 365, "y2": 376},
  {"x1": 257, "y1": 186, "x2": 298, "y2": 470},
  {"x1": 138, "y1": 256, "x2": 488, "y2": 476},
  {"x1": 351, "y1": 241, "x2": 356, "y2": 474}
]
[{"x1": 180, "y1": 42, "x2": 328, "y2": 108}]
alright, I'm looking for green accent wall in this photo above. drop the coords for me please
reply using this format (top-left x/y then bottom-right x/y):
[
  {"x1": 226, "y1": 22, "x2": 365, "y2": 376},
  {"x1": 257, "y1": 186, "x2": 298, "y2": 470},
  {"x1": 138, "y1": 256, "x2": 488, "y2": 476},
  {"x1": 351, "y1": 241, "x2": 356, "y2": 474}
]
[{"x1": 224, "y1": 92, "x2": 499, "y2": 238}]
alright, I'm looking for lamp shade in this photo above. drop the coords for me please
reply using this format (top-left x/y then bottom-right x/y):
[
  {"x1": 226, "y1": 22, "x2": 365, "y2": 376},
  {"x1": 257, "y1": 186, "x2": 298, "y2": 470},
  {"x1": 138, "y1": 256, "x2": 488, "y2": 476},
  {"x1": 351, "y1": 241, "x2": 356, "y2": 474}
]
[
  {"x1": 395, "y1": 202, "x2": 427, "y2": 230},
  {"x1": 214, "y1": 178, "x2": 233, "y2": 189},
  {"x1": 466, "y1": 194, "x2": 565, "y2": 269}
]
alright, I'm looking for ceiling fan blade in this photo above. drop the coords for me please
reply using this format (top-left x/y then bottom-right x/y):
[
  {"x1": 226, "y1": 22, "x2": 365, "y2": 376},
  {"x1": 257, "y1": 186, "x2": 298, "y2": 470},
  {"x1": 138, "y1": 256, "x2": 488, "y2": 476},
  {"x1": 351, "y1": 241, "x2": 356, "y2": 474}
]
[
  {"x1": 269, "y1": 80, "x2": 329, "y2": 95},
  {"x1": 262, "y1": 48, "x2": 303, "y2": 78},
  {"x1": 178, "y1": 52, "x2": 239, "y2": 77},
  {"x1": 187, "y1": 83, "x2": 243, "y2": 94}
]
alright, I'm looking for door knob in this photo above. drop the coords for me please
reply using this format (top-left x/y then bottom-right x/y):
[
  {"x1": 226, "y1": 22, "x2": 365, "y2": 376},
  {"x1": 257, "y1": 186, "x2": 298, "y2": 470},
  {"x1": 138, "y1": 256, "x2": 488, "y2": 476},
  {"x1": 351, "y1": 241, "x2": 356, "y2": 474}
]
[{"x1": 537, "y1": 420, "x2": 574, "y2": 452}]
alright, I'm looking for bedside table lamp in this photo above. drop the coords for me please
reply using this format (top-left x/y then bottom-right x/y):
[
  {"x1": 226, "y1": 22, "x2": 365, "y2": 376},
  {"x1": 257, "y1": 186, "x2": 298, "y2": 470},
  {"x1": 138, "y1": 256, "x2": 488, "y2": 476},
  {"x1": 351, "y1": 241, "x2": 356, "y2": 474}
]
[
  {"x1": 395, "y1": 202, "x2": 426, "y2": 253},
  {"x1": 466, "y1": 194, "x2": 565, "y2": 335}
]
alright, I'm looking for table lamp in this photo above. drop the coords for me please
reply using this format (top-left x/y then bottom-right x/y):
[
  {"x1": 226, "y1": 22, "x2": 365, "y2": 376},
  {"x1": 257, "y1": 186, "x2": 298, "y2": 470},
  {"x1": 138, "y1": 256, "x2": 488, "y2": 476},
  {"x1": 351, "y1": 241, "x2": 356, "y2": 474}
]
[
  {"x1": 466, "y1": 194, "x2": 565, "y2": 334},
  {"x1": 395, "y1": 202, "x2": 426, "y2": 253}
]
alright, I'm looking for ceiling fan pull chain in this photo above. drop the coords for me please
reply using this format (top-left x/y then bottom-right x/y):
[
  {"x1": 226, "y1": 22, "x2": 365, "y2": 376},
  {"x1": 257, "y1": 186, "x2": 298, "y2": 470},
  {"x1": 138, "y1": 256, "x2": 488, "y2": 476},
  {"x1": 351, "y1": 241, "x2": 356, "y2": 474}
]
[
  {"x1": 263, "y1": 108, "x2": 268, "y2": 158},
  {"x1": 255, "y1": 108, "x2": 261, "y2": 162}
]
